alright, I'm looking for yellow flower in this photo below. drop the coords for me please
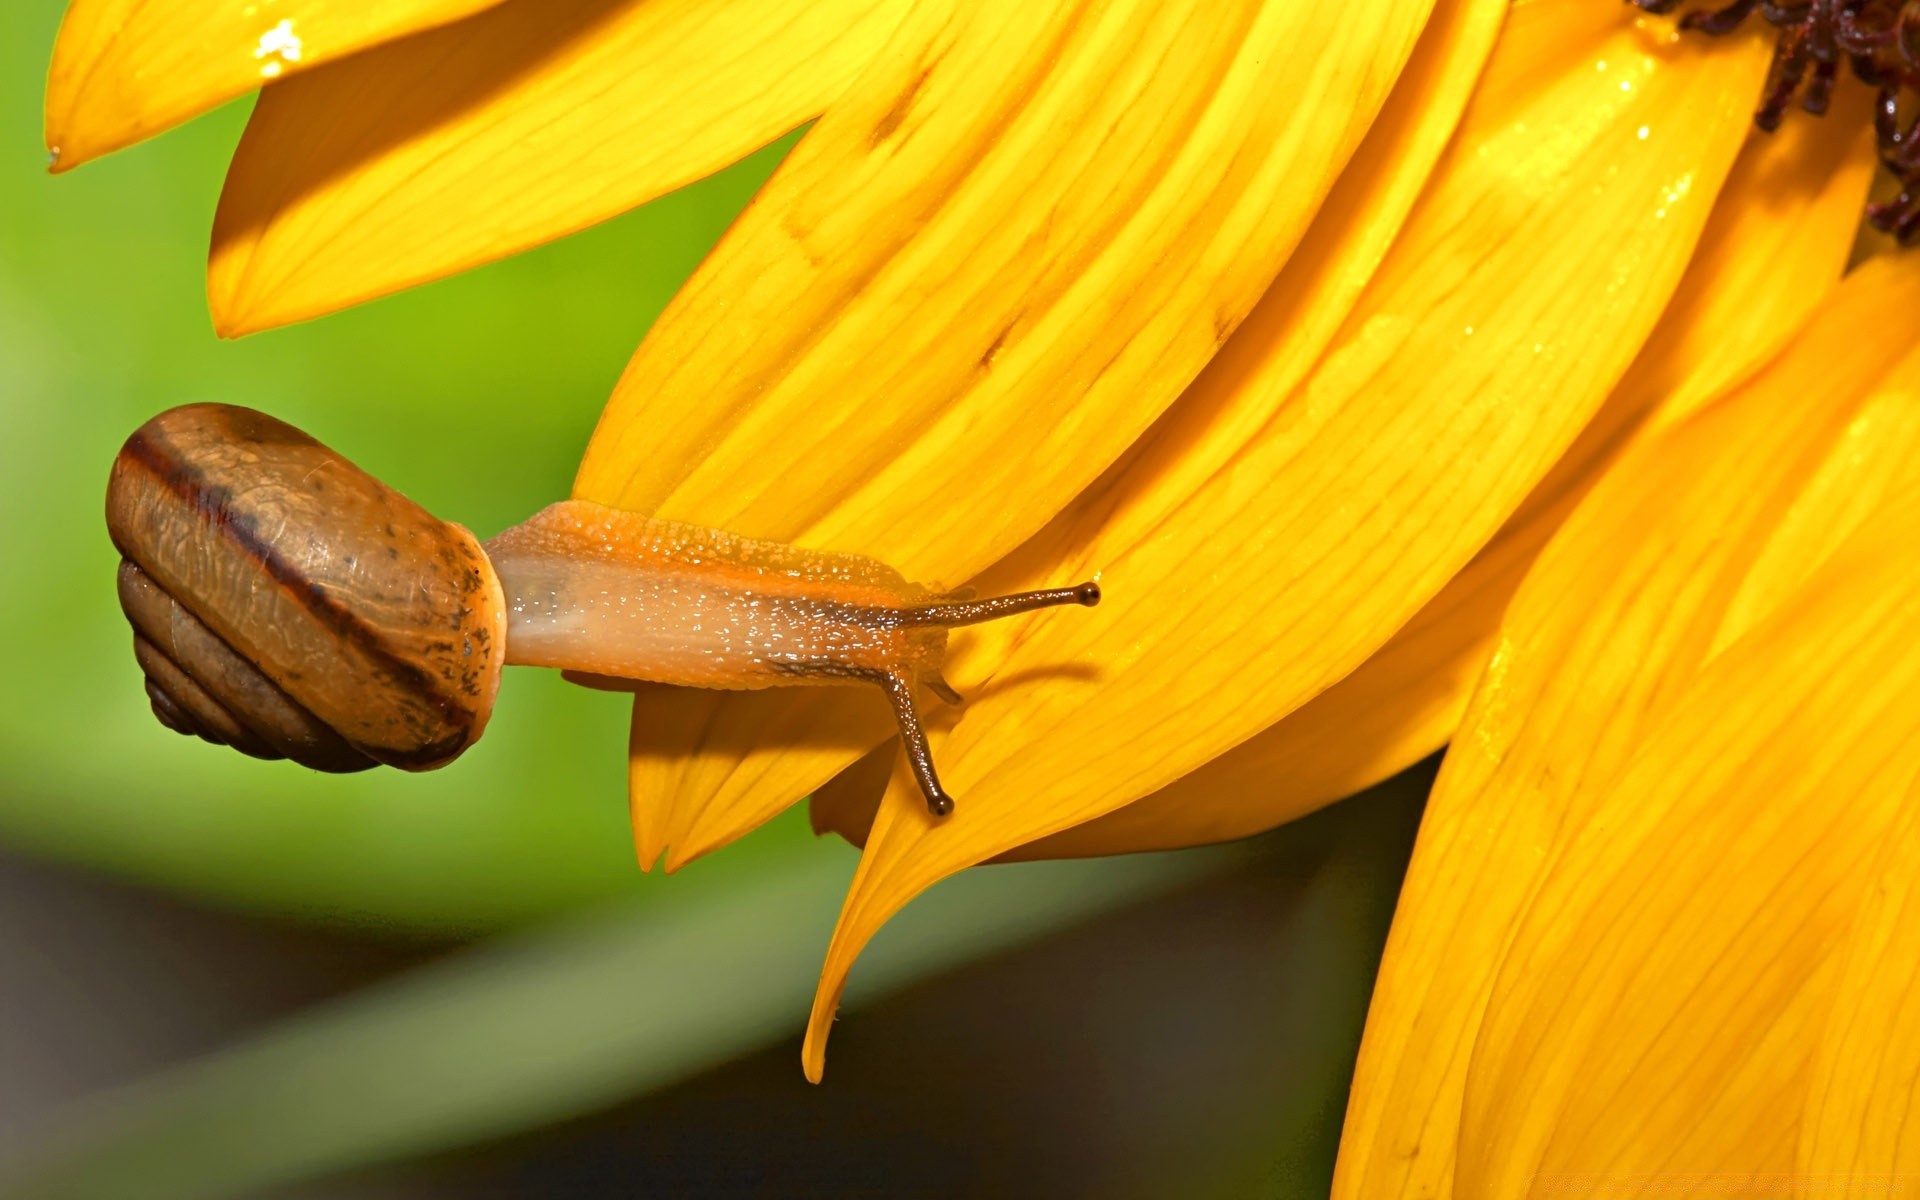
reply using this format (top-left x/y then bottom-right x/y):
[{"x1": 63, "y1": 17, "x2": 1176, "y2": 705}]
[
  {"x1": 1335, "y1": 252, "x2": 1920, "y2": 1195},
  {"x1": 46, "y1": 0, "x2": 1919, "y2": 1180}
]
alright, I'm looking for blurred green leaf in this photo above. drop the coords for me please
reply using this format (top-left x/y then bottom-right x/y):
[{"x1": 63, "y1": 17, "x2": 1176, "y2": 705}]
[
  {"x1": 0, "y1": 0, "x2": 798, "y2": 928},
  {"x1": 0, "y1": 844, "x2": 1227, "y2": 1200}
]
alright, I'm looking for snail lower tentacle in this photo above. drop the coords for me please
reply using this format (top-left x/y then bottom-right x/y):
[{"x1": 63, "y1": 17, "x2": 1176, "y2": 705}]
[{"x1": 107, "y1": 404, "x2": 1100, "y2": 817}]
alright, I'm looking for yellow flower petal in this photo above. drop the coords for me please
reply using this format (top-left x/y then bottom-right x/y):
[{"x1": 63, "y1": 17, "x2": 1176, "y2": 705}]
[
  {"x1": 592, "y1": 0, "x2": 1444, "y2": 868},
  {"x1": 802, "y1": 0, "x2": 1503, "y2": 857},
  {"x1": 761, "y1": 0, "x2": 1506, "y2": 869},
  {"x1": 1798, "y1": 794, "x2": 1920, "y2": 1175},
  {"x1": 209, "y1": 0, "x2": 907, "y2": 336},
  {"x1": 1021, "y1": 90, "x2": 1876, "y2": 861},
  {"x1": 808, "y1": 745, "x2": 892, "y2": 848},
  {"x1": 1709, "y1": 329, "x2": 1920, "y2": 656},
  {"x1": 629, "y1": 688, "x2": 891, "y2": 870},
  {"x1": 1336, "y1": 258, "x2": 1920, "y2": 1198},
  {"x1": 1456, "y1": 468, "x2": 1920, "y2": 1191},
  {"x1": 45, "y1": 0, "x2": 505, "y2": 172},
  {"x1": 575, "y1": 0, "x2": 1435, "y2": 565},
  {"x1": 804, "y1": 0, "x2": 1772, "y2": 1081}
]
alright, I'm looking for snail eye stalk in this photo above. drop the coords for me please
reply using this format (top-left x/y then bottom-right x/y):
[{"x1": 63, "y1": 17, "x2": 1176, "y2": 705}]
[
  {"x1": 482, "y1": 501, "x2": 1101, "y2": 819},
  {"x1": 107, "y1": 404, "x2": 1103, "y2": 820}
]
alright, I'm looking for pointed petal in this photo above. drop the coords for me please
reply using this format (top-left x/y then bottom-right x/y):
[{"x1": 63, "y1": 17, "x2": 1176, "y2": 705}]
[
  {"x1": 1798, "y1": 794, "x2": 1920, "y2": 1174},
  {"x1": 679, "y1": 0, "x2": 1503, "y2": 868},
  {"x1": 1331, "y1": 259, "x2": 1920, "y2": 1198},
  {"x1": 595, "y1": 0, "x2": 1445, "y2": 865},
  {"x1": 575, "y1": 0, "x2": 1437, "y2": 569},
  {"x1": 1344, "y1": 257, "x2": 1920, "y2": 1190},
  {"x1": 1022, "y1": 89, "x2": 1876, "y2": 861},
  {"x1": 209, "y1": 0, "x2": 908, "y2": 336},
  {"x1": 46, "y1": 0, "x2": 507, "y2": 172},
  {"x1": 808, "y1": 745, "x2": 893, "y2": 847},
  {"x1": 621, "y1": 685, "x2": 732, "y2": 872},
  {"x1": 803, "y1": 0, "x2": 1774, "y2": 1080},
  {"x1": 635, "y1": 689, "x2": 892, "y2": 873},
  {"x1": 1457, "y1": 475, "x2": 1920, "y2": 1191}
]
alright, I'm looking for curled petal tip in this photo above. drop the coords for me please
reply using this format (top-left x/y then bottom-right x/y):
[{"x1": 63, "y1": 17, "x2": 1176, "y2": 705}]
[{"x1": 801, "y1": 1014, "x2": 831, "y2": 1084}]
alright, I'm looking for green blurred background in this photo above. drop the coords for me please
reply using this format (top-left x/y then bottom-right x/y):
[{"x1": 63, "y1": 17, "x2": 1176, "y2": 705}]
[
  {"x1": 0, "y1": 2, "x2": 1429, "y2": 1194},
  {"x1": 0, "y1": 0, "x2": 796, "y2": 931}
]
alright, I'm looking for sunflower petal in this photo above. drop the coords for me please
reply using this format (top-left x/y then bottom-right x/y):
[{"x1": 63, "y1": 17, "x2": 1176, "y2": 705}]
[
  {"x1": 595, "y1": 0, "x2": 1444, "y2": 866},
  {"x1": 1019, "y1": 90, "x2": 1876, "y2": 861},
  {"x1": 632, "y1": 688, "x2": 893, "y2": 872},
  {"x1": 784, "y1": 0, "x2": 1508, "y2": 867},
  {"x1": 1456, "y1": 474, "x2": 1920, "y2": 1191},
  {"x1": 1333, "y1": 260, "x2": 1920, "y2": 1197},
  {"x1": 803, "y1": 0, "x2": 1773, "y2": 1081},
  {"x1": 574, "y1": 0, "x2": 1436, "y2": 565},
  {"x1": 209, "y1": 0, "x2": 908, "y2": 336},
  {"x1": 1797, "y1": 789, "x2": 1920, "y2": 1175},
  {"x1": 45, "y1": 0, "x2": 506, "y2": 172},
  {"x1": 792, "y1": 0, "x2": 1506, "y2": 858},
  {"x1": 808, "y1": 744, "x2": 893, "y2": 848}
]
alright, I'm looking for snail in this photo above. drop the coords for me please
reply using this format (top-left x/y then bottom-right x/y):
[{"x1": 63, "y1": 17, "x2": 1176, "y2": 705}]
[{"x1": 105, "y1": 403, "x2": 1100, "y2": 816}]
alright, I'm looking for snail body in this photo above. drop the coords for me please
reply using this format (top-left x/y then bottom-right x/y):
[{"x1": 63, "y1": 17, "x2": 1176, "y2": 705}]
[
  {"x1": 487, "y1": 502, "x2": 949, "y2": 691},
  {"x1": 108, "y1": 404, "x2": 1099, "y2": 815}
]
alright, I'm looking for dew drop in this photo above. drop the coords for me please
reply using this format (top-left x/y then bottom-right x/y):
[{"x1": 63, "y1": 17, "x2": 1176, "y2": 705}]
[{"x1": 254, "y1": 18, "x2": 304, "y2": 79}]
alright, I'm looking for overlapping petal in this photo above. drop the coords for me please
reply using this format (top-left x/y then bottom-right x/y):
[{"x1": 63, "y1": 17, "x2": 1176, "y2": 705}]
[
  {"x1": 1457, "y1": 441, "x2": 1920, "y2": 1191},
  {"x1": 45, "y1": 0, "x2": 507, "y2": 171},
  {"x1": 807, "y1": 744, "x2": 894, "y2": 849},
  {"x1": 804, "y1": 0, "x2": 1773, "y2": 1080},
  {"x1": 579, "y1": 0, "x2": 1441, "y2": 868},
  {"x1": 1016, "y1": 99, "x2": 1876, "y2": 860},
  {"x1": 210, "y1": 0, "x2": 909, "y2": 335},
  {"x1": 798, "y1": 0, "x2": 1512, "y2": 861},
  {"x1": 792, "y1": 0, "x2": 1500, "y2": 854},
  {"x1": 1332, "y1": 257, "x2": 1920, "y2": 1198},
  {"x1": 1798, "y1": 793, "x2": 1920, "y2": 1175},
  {"x1": 577, "y1": 0, "x2": 1435, "y2": 562}
]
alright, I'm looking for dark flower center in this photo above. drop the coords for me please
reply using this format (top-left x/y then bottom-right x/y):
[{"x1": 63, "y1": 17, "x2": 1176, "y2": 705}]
[{"x1": 1631, "y1": 0, "x2": 1920, "y2": 241}]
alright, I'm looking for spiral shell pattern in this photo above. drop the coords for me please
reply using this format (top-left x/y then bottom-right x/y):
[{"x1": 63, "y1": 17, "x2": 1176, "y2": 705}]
[{"x1": 106, "y1": 404, "x2": 506, "y2": 772}]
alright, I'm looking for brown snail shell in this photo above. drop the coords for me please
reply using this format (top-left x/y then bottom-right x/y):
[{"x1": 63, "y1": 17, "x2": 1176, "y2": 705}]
[{"x1": 105, "y1": 403, "x2": 507, "y2": 772}]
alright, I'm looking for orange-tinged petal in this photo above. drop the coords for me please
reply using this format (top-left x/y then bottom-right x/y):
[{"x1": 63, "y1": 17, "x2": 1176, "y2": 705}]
[
  {"x1": 1457, "y1": 483, "x2": 1920, "y2": 1192},
  {"x1": 1021, "y1": 102, "x2": 1875, "y2": 862},
  {"x1": 1339, "y1": 259, "x2": 1920, "y2": 1200},
  {"x1": 45, "y1": 0, "x2": 506, "y2": 172},
  {"x1": 209, "y1": 0, "x2": 909, "y2": 336},
  {"x1": 575, "y1": 0, "x2": 1435, "y2": 567},
  {"x1": 808, "y1": 744, "x2": 893, "y2": 848},
  {"x1": 778, "y1": 0, "x2": 1509, "y2": 867},
  {"x1": 805, "y1": 0, "x2": 1772, "y2": 1081},
  {"x1": 1798, "y1": 788, "x2": 1920, "y2": 1175},
  {"x1": 1708, "y1": 320, "x2": 1920, "y2": 656},
  {"x1": 593, "y1": 0, "x2": 1443, "y2": 867},
  {"x1": 629, "y1": 688, "x2": 893, "y2": 871}
]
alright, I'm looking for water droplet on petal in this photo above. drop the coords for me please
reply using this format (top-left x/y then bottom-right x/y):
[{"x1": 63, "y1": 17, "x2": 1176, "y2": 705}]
[{"x1": 254, "y1": 18, "x2": 304, "y2": 79}]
